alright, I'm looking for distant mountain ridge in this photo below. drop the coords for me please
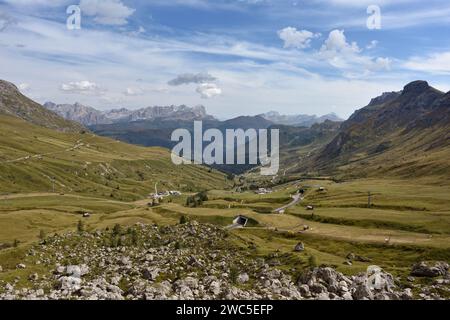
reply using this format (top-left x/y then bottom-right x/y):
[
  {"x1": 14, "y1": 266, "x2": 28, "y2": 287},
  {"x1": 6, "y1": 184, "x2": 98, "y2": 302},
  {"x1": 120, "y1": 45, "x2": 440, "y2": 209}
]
[
  {"x1": 89, "y1": 115, "x2": 274, "y2": 153},
  {"x1": 259, "y1": 111, "x2": 343, "y2": 127},
  {"x1": 44, "y1": 102, "x2": 215, "y2": 126},
  {"x1": 44, "y1": 101, "x2": 342, "y2": 128}
]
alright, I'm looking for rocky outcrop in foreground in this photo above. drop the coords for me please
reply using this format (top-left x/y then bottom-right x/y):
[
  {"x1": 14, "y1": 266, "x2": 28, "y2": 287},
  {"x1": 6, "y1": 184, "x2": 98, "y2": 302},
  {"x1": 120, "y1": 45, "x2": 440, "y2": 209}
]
[{"x1": 0, "y1": 222, "x2": 448, "y2": 300}]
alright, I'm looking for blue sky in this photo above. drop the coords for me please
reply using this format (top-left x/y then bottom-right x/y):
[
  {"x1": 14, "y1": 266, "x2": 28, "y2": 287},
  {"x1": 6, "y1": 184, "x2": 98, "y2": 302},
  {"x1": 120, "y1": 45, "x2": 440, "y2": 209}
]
[{"x1": 0, "y1": 0, "x2": 449, "y2": 119}]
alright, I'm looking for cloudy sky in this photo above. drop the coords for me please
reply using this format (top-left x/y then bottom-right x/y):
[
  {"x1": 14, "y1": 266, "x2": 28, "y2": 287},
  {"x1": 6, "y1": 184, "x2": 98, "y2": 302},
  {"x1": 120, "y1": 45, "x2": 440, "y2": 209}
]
[{"x1": 0, "y1": 0, "x2": 449, "y2": 119}]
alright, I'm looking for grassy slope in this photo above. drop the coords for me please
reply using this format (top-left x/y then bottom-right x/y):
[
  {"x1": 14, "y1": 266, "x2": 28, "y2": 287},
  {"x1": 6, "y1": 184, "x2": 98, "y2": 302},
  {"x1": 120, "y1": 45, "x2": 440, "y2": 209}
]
[
  {"x1": 0, "y1": 178, "x2": 449, "y2": 288},
  {"x1": 150, "y1": 179, "x2": 449, "y2": 273},
  {"x1": 0, "y1": 80, "x2": 84, "y2": 132},
  {"x1": 0, "y1": 115, "x2": 229, "y2": 201},
  {"x1": 333, "y1": 127, "x2": 450, "y2": 181}
]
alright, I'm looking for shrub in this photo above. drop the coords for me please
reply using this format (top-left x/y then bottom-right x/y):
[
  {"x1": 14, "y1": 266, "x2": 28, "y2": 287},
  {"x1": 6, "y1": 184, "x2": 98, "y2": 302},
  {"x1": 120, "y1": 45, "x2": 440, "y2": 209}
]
[
  {"x1": 39, "y1": 229, "x2": 46, "y2": 240},
  {"x1": 112, "y1": 224, "x2": 122, "y2": 236},
  {"x1": 308, "y1": 255, "x2": 318, "y2": 269},
  {"x1": 229, "y1": 266, "x2": 239, "y2": 285},
  {"x1": 77, "y1": 220, "x2": 85, "y2": 233},
  {"x1": 131, "y1": 229, "x2": 138, "y2": 246},
  {"x1": 179, "y1": 215, "x2": 188, "y2": 225}
]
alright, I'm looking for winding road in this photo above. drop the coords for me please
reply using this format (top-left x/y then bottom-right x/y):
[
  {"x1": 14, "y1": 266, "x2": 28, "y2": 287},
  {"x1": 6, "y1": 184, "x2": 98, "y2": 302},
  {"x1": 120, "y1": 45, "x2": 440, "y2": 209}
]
[{"x1": 274, "y1": 193, "x2": 302, "y2": 213}]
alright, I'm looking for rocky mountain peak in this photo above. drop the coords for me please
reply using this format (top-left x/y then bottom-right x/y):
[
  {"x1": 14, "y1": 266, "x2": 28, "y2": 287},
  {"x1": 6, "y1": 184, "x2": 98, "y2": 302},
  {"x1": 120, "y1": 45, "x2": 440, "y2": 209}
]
[
  {"x1": 402, "y1": 80, "x2": 430, "y2": 96},
  {"x1": 44, "y1": 102, "x2": 216, "y2": 126},
  {"x1": 368, "y1": 91, "x2": 401, "y2": 107},
  {"x1": 0, "y1": 80, "x2": 84, "y2": 132},
  {"x1": 260, "y1": 111, "x2": 343, "y2": 127}
]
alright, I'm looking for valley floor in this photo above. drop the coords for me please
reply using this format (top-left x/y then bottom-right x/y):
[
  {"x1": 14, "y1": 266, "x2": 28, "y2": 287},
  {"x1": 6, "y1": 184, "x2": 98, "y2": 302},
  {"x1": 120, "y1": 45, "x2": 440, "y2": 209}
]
[{"x1": 0, "y1": 178, "x2": 449, "y2": 294}]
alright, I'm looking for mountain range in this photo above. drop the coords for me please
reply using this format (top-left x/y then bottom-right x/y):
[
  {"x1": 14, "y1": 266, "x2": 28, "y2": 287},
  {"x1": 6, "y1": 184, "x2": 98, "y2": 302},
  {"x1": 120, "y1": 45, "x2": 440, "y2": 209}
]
[
  {"x1": 1, "y1": 78, "x2": 449, "y2": 182},
  {"x1": 288, "y1": 81, "x2": 450, "y2": 180},
  {"x1": 43, "y1": 102, "x2": 343, "y2": 129},
  {"x1": 42, "y1": 102, "x2": 343, "y2": 174},
  {"x1": 260, "y1": 111, "x2": 343, "y2": 127},
  {"x1": 43, "y1": 102, "x2": 215, "y2": 126}
]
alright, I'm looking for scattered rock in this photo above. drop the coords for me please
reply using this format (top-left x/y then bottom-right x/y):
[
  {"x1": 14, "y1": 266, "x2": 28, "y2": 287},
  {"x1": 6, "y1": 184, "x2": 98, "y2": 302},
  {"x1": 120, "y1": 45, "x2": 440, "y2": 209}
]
[
  {"x1": 342, "y1": 292, "x2": 353, "y2": 300},
  {"x1": 316, "y1": 292, "x2": 330, "y2": 300},
  {"x1": 400, "y1": 288, "x2": 414, "y2": 300},
  {"x1": 142, "y1": 267, "x2": 160, "y2": 281},
  {"x1": 210, "y1": 281, "x2": 221, "y2": 296},
  {"x1": 411, "y1": 262, "x2": 449, "y2": 278},
  {"x1": 353, "y1": 284, "x2": 374, "y2": 300},
  {"x1": 355, "y1": 255, "x2": 372, "y2": 263},
  {"x1": 0, "y1": 223, "x2": 446, "y2": 301},
  {"x1": 55, "y1": 265, "x2": 66, "y2": 274},
  {"x1": 66, "y1": 265, "x2": 89, "y2": 278},
  {"x1": 237, "y1": 273, "x2": 249, "y2": 284},
  {"x1": 296, "y1": 284, "x2": 308, "y2": 296},
  {"x1": 294, "y1": 242, "x2": 305, "y2": 252},
  {"x1": 58, "y1": 276, "x2": 82, "y2": 292},
  {"x1": 28, "y1": 273, "x2": 39, "y2": 281},
  {"x1": 119, "y1": 256, "x2": 131, "y2": 266},
  {"x1": 346, "y1": 253, "x2": 355, "y2": 260}
]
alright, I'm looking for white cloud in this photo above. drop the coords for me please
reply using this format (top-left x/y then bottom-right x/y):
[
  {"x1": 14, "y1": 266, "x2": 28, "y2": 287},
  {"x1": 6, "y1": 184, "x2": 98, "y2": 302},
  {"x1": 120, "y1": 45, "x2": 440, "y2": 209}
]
[
  {"x1": 320, "y1": 29, "x2": 360, "y2": 54},
  {"x1": 403, "y1": 51, "x2": 450, "y2": 75},
  {"x1": 196, "y1": 83, "x2": 222, "y2": 99},
  {"x1": 60, "y1": 81, "x2": 104, "y2": 95},
  {"x1": 2, "y1": 0, "x2": 135, "y2": 26},
  {"x1": 278, "y1": 27, "x2": 320, "y2": 49},
  {"x1": 168, "y1": 72, "x2": 221, "y2": 98},
  {"x1": 318, "y1": 0, "x2": 421, "y2": 7},
  {"x1": 168, "y1": 73, "x2": 217, "y2": 86},
  {"x1": 18, "y1": 83, "x2": 30, "y2": 92},
  {"x1": 318, "y1": 30, "x2": 391, "y2": 76},
  {"x1": 374, "y1": 57, "x2": 391, "y2": 70},
  {"x1": 79, "y1": 0, "x2": 135, "y2": 26},
  {"x1": 366, "y1": 40, "x2": 378, "y2": 50},
  {"x1": 2, "y1": 0, "x2": 71, "y2": 6},
  {"x1": 123, "y1": 87, "x2": 144, "y2": 96},
  {"x1": 0, "y1": 11, "x2": 409, "y2": 118}
]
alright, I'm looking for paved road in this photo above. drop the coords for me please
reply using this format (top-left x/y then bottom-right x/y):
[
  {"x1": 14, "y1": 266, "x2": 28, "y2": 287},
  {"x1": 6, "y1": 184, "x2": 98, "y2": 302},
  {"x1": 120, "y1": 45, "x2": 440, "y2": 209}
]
[
  {"x1": 225, "y1": 223, "x2": 244, "y2": 230},
  {"x1": 274, "y1": 193, "x2": 302, "y2": 213}
]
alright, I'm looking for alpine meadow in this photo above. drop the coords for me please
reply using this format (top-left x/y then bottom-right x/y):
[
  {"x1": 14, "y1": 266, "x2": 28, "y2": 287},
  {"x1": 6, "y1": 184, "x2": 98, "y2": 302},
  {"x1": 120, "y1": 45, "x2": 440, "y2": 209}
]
[{"x1": 0, "y1": 0, "x2": 449, "y2": 305}]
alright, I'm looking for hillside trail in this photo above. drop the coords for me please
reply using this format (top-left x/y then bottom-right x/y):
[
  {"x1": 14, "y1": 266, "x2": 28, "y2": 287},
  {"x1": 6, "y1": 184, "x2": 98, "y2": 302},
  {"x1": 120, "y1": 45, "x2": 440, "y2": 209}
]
[
  {"x1": 0, "y1": 192, "x2": 56, "y2": 200},
  {"x1": 1, "y1": 137, "x2": 120, "y2": 164}
]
